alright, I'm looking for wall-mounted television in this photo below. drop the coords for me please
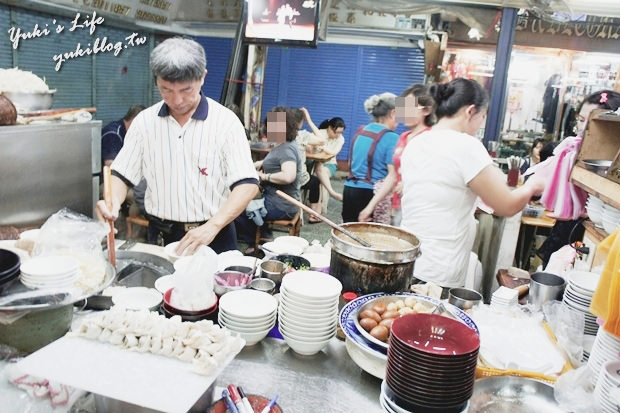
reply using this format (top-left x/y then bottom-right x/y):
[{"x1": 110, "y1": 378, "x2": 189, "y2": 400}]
[{"x1": 243, "y1": 0, "x2": 320, "y2": 48}]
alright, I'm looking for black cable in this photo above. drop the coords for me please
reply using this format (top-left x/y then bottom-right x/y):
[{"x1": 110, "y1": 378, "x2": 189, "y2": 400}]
[{"x1": 568, "y1": 217, "x2": 589, "y2": 255}]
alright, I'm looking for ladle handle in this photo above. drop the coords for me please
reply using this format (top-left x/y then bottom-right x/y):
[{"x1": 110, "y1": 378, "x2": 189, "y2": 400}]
[
  {"x1": 274, "y1": 190, "x2": 371, "y2": 248},
  {"x1": 103, "y1": 166, "x2": 116, "y2": 267}
]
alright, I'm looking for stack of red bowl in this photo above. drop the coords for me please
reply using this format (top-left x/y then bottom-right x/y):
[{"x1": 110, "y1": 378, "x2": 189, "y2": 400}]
[
  {"x1": 162, "y1": 288, "x2": 218, "y2": 322},
  {"x1": 384, "y1": 313, "x2": 480, "y2": 413}
]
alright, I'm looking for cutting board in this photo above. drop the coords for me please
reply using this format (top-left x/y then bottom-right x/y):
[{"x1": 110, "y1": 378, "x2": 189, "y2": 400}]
[{"x1": 17, "y1": 336, "x2": 238, "y2": 413}]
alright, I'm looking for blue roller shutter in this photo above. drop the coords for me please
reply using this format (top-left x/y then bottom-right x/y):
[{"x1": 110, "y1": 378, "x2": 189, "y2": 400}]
[
  {"x1": 94, "y1": 25, "x2": 151, "y2": 125},
  {"x1": 261, "y1": 43, "x2": 424, "y2": 161},
  {"x1": 195, "y1": 36, "x2": 234, "y2": 102},
  {"x1": 13, "y1": 8, "x2": 93, "y2": 109},
  {"x1": 0, "y1": 5, "x2": 12, "y2": 68}
]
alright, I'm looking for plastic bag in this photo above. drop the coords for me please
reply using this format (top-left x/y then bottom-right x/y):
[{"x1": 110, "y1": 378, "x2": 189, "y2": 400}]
[
  {"x1": 170, "y1": 246, "x2": 217, "y2": 311},
  {"x1": 32, "y1": 208, "x2": 109, "y2": 294},
  {"x1": 554, "y1": 365, "x2": 596, "y2": 413},
  {"x1": 543, "y1": 300, "x2": 585, "y2": 367}
]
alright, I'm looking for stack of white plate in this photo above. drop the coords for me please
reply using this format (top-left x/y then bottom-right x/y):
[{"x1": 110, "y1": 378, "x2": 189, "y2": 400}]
[
  {"x1": 586, "y1": 195, "x2": 604, "y2": 228},
  {"x1": 562, "y1": 270, "x2": 600, "y2": 336},
  {"x1": 594, "y1": 360, "x2": 620, "y2": 412},
  {"x1": 490, "y1": 286, "x2": 518, "y2": 309},
  {"x1": 583, "y1": 334, "x2": 596, "y2": 362},
  {"x1": 587, "y1": 327, "x2": 620, "y2": 386},
  {"x1": 601, "y1": 204, "x2": 620, "y2": 234},
  {"x1": 20, "y1": 255, "x2": 80, "y2": 289},
  {"x1": 218, "y1": 289, "x2": 277, "y2": 346},
  {"x1": 278, "y1": 270, "x2": 342, "y2": 355}
]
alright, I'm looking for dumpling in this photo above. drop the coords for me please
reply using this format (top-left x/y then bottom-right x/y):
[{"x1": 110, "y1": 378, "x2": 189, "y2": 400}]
[
  {"x1": 85, "y1": 324, "x2": 103, "y2": 340},
  {"x1": 160, "y1": 336, "x2": 174, "y2": 355},
  {"x1": 123, "y1": 334, "x2": 138, "y2": 348},
  {"x1": 150, "y1": 336, "x2": 162, "y2": 354},
  {"x1": 192, "y1": 357, "x2": 218, "y2": 376},
  {"x1": 137, "y1": 335, "x2": 151, "y2": 353},
  {"x1": 109, "y1": 330, "x2": 124, "y2": 346},
  {"x1": 171, "y1": 338, "x2": 185, "y2": 357},
  {"x1": 98, "y1": 328, "x2": 112, "y2": 342},
  {"x1": 178, "y1": 346, "x2": 197, "y2": 362}
]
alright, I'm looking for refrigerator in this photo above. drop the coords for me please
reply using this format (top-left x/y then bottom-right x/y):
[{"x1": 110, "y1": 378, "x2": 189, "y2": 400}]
[{"x1": 0, "y1": 121, "x2": 102, "y2": 226}]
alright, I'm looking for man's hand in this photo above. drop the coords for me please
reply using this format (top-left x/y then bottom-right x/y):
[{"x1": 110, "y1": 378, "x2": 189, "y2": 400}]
[
  {"x1": 176, "y1": 222, "x2": 220, "y2": 255},
  {"x1": 95, "y1": 199, "x2": 121, "y2": 222}
]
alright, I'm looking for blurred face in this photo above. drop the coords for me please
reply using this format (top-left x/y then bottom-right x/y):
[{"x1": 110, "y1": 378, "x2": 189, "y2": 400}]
[
  {"x1": 156, "y1": 72, "x2": 205, "y2": 118},
  {"x1": 395, "y1": 95, "x2": 428, "y2": 128},
  {"x1": 327, "y1": 126, "x2": 343, "y2": 139},
  {"x1": 576, "y1": 103, "x2": 598, "y2": 135},
  {"x1": 465, "y1": 105, "x2": 487, "y2": 136},
  {"x1": 532, "y1": 142, "x2": 543, "y2": 159},
  {"x1": 267, "y1": 111, "x2": 287, "y2": 142}
]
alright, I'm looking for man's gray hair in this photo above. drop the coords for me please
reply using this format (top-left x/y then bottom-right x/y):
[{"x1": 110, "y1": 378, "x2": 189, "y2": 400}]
[{"x1": 150, "y1": 37, "x2": 206, "y2": 82}]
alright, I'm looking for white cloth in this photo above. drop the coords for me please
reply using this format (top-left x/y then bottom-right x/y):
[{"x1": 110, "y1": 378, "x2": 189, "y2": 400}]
[
  {"x1": 400, "y1": 129, "x2": 492, "y2": 287},
  {"x1": 318, "y1": 129, "x2": 345, "y2": 165},
  {"x1": 112, "y1": 96, "x2": 258, "y2": 222}
]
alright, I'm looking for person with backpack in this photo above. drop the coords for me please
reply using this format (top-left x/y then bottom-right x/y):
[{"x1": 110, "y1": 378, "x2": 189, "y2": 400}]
[{"x1": 342, "y1": 92, "x2": 399, "y2": 223}]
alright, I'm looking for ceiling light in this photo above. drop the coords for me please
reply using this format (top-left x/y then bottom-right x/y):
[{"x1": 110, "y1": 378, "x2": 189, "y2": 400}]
[{"x1": 467, "y1": 28, "x2": 482, "y2": 41}]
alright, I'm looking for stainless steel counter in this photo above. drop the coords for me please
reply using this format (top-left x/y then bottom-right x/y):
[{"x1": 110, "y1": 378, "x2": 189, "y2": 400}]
[{"x1": 214, "y1": 337, "x2": 383, "y2": 412}]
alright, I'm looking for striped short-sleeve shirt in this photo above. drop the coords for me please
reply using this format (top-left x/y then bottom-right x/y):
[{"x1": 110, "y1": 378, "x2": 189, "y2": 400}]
[{"x1": 111, "y1": 95, "x2": 259, "y2": 222}]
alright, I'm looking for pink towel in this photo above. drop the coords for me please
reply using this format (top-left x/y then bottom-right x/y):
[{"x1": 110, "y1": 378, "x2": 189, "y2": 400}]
[{"x1": 525, "y1": 136, "x2": 587, "y2": 220}]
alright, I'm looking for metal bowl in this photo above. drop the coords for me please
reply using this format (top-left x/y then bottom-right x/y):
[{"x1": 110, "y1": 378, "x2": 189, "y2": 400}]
[
  {"x1": 469, "y1": 376, "x2": 564, "y2": 412},
  {"x1": 249, "y1": 278, "x2": 276, "y2": 294},
  {"x1": 583, "y1": 159, "x2": 612, "y2": 176},
  {"x1": 448, "y1": 287, "x2": 482, "y2": 310},
  {"x1": 3, "y1": 90, "x2": 55, "y2": 111}
]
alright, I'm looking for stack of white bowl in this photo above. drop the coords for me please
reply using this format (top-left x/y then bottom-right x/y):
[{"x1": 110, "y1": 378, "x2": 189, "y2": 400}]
[
  {"x1": 587, "y1": 327, "x2": 620, "y2": 386},
  {"x1": 278, "y1": 270, "x2": 342, "y2": 355},
  {"x1": 594, "y1": 360, "x2": 620, "y2": 413},
  {"x1": 601, "y1": 203, "x2": 620, "y2": 234},
  {"x1": 218, "y1": 289, "x2": 277, "y2": 346},
  {"x1": 20, "y1": 255, "x2": 80, "y2": 289},
  {"x1": 586, "y1": 195, "x2": 604, "y2": 228},
  {"x1": 562, "y1": 270, "x2": 600, "y2": 336}
]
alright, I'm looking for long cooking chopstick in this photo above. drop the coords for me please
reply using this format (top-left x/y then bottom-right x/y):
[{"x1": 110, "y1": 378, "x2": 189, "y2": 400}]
[
  {"x1": 103, "y1": 166, "x2": 116, "y2": 267},
  {"x1": 275, "y1": 189, "x2": 372, "y2": 248}
]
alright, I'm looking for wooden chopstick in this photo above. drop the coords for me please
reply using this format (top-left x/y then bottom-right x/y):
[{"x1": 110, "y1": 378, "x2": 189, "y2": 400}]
[{"x1": 103, "y1": 166, "x2": 116, "y2": 267}]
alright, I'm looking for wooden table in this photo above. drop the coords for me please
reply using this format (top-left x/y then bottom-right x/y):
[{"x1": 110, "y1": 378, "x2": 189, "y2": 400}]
[{"x1": 516, "y1": 210, "x2": 556, "y2": 270}]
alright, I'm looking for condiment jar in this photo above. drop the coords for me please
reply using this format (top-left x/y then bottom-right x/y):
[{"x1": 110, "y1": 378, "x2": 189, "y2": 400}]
[{"x1": 336, "y1": 291, "x2": 358, "y2": 341}]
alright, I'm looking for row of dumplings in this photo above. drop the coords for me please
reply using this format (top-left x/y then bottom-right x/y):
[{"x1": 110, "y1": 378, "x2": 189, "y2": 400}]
[{"x1": 70, "y1": 308, "x2": 244, "y2": 375}]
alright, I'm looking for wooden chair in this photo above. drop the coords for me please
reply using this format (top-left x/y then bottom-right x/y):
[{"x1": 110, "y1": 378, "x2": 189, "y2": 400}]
[
  {"x1": 126, "y1": 215, "x2": 149, "y2": 239},
  {"x1": 254, "y1": 211, "x2": 302, "y2": 251}
]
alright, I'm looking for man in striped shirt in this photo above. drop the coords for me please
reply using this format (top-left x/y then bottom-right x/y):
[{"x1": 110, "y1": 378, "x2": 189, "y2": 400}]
[{"x1": 96, "y1": 37, "x2": 259, "y2": 254}]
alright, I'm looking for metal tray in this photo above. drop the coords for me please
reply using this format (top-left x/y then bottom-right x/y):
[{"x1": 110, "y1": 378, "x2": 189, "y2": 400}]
[
  {"x1": 352, "y1": 293, "x2": 477, "y2": 349},
  {"x1": 583, "y1": 159, "x2": 612, "y2": 176},
  {"x1": 469, "y1": 376, "x2": 564, "y2": 412}
]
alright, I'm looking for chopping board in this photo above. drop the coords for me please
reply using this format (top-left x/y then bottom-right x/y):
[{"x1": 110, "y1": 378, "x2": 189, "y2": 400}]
[{"x1": 17, "y1": 336, "x2": 238, "y2": 413}]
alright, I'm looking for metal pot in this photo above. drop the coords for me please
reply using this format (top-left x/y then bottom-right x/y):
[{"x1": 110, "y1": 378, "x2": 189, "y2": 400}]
[
  {"x1": 330, "y1": 223, "x2": 421, "y2": 295},
  {"x1": 0, "y1": 304, "x2": 73, "y2": 353},
  {"x1": 3, "y1": 90, "x2": 55, "y2": 111}
]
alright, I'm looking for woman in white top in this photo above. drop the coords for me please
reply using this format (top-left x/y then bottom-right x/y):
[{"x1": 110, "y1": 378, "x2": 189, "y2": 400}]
[{"x1": 400, "y1": 78, "x2": 545, "y2": 288}]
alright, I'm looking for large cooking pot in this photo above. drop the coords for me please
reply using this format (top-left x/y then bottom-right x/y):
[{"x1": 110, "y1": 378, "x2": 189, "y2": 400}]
[{"x1": 330, "y1": 223, "x2": 420, "y2": 295}]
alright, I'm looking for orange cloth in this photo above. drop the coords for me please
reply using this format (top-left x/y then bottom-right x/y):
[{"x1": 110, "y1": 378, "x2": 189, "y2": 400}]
[{"x1": 589, "y1": 229, "x2": 620, "y2": 338}]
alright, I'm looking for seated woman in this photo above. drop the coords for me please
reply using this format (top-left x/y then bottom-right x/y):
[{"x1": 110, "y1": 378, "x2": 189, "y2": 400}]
[
  {"x1": 235, "y1": 107, "x2": 303, "y2": 248},
  {"x1": 520, "y1": 137, "x2": 545, "y2": 175},
  {"x1": 301, "y1": 108, "x2": 346, "y2": 206}
]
